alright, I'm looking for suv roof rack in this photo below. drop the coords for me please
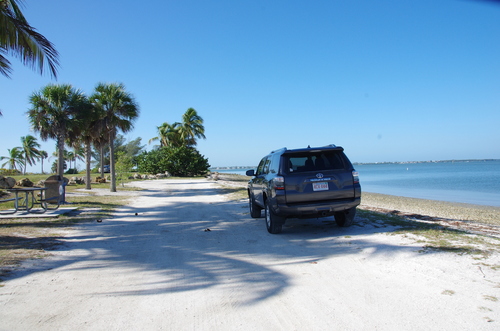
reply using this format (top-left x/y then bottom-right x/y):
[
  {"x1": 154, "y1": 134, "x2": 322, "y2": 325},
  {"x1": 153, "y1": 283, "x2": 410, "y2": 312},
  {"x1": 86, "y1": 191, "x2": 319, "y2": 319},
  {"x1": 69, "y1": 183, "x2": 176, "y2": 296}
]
[
  {"x1": 272, "y1": 145, "x2": 342, "y2": 155},
  {"x1": 271, "y1": 147, "x2": 287, "y2": 154}
]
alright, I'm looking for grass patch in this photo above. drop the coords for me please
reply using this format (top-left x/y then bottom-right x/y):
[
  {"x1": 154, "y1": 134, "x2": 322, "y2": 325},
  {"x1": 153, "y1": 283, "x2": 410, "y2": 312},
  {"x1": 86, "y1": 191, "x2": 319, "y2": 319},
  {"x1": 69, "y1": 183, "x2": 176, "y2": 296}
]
[
  {"x1": 216, "y1": 173, "x2": 249, "y2": 184},
  {"x1": 212, "y1": 173, "x2": 248, "y2": 201},
  {"x1": 357, "y1": 209, "x2": 410, "y2": 227},
  {"x1": 357, "y1": 208, "x2": 500, "y2": 259},
  {"x1": 484, "y1": 295, "x2": 499, "y2": 302},
  {"x1": 476, "y1": 263, "x2": 500, "y2": 271},
  {"x1": 1, "y1": 223, "x2": 69, "y2": 279},
  {"x1": 409, "y1": 227, "x2": 498, "y2": 259},
  {"x1": 0, "y1": 182, "x2": 134, "y2": 281},
  {"x1": 218, "y1": 185, "x2": 247, "y2": 201}
]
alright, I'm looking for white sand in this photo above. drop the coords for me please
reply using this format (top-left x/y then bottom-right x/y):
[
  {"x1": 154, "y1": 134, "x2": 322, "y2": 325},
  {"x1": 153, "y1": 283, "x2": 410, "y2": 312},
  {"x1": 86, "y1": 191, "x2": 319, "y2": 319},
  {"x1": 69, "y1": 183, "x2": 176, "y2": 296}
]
[{"x1": 1, "y1": 178, "x2": 499, "y2": 330}]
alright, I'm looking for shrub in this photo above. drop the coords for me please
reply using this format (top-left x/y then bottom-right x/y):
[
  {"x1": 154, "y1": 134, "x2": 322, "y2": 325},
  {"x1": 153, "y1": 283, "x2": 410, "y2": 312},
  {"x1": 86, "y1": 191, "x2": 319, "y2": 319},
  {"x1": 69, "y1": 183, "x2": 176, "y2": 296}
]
[
  {"x1": 0, "y1": 168, "x2": 21, "y2": 176},
  {"x1": 137, "y1": 146, "x2": 210, "y2": 177}
]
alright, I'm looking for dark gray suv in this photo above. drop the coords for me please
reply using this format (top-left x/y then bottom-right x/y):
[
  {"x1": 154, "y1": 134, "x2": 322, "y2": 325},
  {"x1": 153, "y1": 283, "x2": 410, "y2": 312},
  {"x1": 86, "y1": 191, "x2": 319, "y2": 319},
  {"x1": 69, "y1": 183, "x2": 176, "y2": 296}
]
[{"x1": 246, "y1": 145, "x2": 361, "y2": 234}]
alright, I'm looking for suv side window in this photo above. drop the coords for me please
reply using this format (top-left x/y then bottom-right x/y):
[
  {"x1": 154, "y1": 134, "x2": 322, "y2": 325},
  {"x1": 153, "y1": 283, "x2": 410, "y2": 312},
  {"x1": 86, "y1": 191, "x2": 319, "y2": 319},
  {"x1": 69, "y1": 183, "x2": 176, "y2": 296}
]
[
  {"x1": 256, "y1": 157, "x2": 267, "y2": 176},
  {"x1": 262, "y1": 157, "x2": 271, "y2": 174},
  {"x1": 269, "y1": 153, "x2": 281, "y2": 174}
]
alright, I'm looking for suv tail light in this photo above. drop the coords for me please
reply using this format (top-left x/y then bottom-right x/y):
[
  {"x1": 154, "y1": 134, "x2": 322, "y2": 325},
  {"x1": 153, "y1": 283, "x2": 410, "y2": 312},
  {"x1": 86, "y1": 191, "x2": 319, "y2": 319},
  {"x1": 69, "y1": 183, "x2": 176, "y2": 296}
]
[
  {"x1": 352, "y1": 171, "x2": 359, "y2": 184},
  {"x1": 272, "y1": 176, "x2": 285, "y2": 190}
]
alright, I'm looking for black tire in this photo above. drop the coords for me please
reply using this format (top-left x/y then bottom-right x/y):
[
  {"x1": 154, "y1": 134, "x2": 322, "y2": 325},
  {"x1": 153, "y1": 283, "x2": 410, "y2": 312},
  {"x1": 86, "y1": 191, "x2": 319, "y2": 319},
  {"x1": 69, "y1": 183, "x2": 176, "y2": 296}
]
[
  {"x1": 335, "y1": 207, "x2": 356, "y2": 227},
  {"x1": 265, "y1": 199, "x2": 284, "y2": 234},
  {"x1": 249, "y1": 192, "x2": 262, "y2": 218}
]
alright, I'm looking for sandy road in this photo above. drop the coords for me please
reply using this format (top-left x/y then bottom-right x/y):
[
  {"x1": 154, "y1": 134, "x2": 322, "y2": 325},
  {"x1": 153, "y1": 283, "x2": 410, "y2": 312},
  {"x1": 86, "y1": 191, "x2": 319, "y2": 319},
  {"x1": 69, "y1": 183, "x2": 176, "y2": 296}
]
[{"x1": 1, "y1": 178, "x2": 500, "y2": 330}]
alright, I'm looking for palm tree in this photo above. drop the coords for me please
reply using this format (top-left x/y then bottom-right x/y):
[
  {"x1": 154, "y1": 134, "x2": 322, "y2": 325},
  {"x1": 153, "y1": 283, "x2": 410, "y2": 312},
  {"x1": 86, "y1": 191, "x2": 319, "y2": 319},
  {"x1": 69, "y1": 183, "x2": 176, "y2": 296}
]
[
  {"x1": 90, "y1": 83, "x2": 139, "y2": 192},
  {"x1": 66, "y1": 150, "x2": 75, "y2": 170},
  {"x1": 38, "y1": 150, "x2": 48, "y2": 174},
  {"x1": 20, "y1": 134, "x2": 42, "y2": 174},
  {"x1": 73, "y1": 145, "x2": 85, "y2": 171},
  {"x1": 0, "y1": 0, "x2": 59, "y2": 78},
  {"x1": 95, "y1": 133, "x2": 109, "y2": 178},
  {"x1": 0, "y1": 147, "x2": 25, "y2": 172},
  {"x1": 149, "y1": 121, "x2": 183, "y2": 148},
  {"x1": 27, "y1": 84, "x2": 90, "y2": 180},
  {"x1": 71, "y1": 104, "x2": 103, "y2": 190},
  {"x1": 178, "y1": 108, "x2": 206, "y2": 147}
]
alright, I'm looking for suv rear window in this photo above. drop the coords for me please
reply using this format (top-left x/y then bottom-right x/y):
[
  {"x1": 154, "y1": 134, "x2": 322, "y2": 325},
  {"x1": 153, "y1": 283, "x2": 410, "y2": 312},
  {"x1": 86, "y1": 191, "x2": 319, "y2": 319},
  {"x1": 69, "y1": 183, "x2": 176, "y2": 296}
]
[{"x1": 285, "y1": 151, "x2": 346, "y2": 173}]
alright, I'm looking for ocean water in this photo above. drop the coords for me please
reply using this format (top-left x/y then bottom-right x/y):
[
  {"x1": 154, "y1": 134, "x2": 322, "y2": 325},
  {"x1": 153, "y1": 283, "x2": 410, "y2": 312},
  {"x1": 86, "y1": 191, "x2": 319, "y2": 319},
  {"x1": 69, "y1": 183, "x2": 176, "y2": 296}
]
[
  {"x1": 214, "y1": 160, "x2": 500, "y2": 207},
  {"x1": 355, "y1": 160, "x2": 500, "y2": 207}
]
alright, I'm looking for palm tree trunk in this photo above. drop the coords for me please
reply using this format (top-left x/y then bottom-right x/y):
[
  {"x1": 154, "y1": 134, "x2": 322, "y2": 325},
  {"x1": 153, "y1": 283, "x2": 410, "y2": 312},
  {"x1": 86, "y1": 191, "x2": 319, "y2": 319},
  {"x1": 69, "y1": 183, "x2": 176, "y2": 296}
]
[
  {"x1": 100, "y1": 144, "x2": 105, "y2": 178},
  {"x1": 85, "y1": 141, "x2": 92, "y2": 190},
  {"x1": 57, "y1": 135, "x2": 66, "y2": 203},
  {"x1": 57, "y1": 137, "x2": 65, "y2": 178},
  {"x1": 109, "y1": 131, "x2": 116, "y2": 192}
]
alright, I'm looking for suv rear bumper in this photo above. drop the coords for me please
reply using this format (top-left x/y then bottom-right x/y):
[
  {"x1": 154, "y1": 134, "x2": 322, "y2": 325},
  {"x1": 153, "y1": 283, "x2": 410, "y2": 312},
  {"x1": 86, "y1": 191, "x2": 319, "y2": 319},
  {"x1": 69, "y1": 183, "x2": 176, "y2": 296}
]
[{"x1": 273, "y1": 198, "x2": 361, "y2": 219}]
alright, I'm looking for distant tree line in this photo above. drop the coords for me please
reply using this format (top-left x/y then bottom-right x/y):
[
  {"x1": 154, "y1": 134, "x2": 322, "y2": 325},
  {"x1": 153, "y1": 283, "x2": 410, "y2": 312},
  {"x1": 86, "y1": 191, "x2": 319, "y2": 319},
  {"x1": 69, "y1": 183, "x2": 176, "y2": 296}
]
[
  {"x1": 1, "y1": 2, "x2": 210, "y2": 182},
  {"x1": 1, "y1": 92, "x2": 210, "y2": 188}
]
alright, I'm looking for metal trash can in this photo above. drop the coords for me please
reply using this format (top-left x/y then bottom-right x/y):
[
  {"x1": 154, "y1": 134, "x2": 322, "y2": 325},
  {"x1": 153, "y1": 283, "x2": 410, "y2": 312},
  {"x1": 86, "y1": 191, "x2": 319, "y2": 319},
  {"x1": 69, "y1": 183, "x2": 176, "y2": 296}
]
[{"x1": 44, "y1": 175, "x2": 65, "y2": 205}]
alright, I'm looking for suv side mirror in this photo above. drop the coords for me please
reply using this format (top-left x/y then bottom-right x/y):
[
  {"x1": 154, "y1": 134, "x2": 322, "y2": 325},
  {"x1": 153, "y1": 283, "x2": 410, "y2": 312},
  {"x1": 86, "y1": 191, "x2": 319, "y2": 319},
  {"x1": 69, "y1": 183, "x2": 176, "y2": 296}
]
[{"x1": 246, "y1": 169, "x2": 255, "y2": 176}]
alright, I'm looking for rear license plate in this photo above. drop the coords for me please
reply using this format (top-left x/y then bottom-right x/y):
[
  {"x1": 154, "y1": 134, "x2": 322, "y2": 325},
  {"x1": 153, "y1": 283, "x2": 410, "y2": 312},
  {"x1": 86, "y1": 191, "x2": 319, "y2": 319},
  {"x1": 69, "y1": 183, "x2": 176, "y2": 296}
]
[{"x1": 313, "y1": 182, "x2": 329, "y2": 191}]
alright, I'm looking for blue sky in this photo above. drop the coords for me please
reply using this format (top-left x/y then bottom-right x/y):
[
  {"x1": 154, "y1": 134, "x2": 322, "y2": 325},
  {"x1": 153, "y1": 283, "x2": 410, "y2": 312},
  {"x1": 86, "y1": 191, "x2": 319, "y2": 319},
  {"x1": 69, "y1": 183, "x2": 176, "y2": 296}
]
[{"x1": 1, "y1": 0, "x2": 499, "y2": 172}]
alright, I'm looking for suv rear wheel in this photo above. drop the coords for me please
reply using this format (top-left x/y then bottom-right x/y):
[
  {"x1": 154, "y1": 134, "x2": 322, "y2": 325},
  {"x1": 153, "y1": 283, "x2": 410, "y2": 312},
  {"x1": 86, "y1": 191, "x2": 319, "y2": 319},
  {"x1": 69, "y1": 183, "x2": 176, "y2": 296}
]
[
  {"x1": 334, "y1": 207, "x2": 356, "y2": 227},
  {"x1": 249, "y1": 192, "x2": 262, "y2": 218},
  {"x1": 265, "y1": 199, "x2": 284, "y2": 234}
]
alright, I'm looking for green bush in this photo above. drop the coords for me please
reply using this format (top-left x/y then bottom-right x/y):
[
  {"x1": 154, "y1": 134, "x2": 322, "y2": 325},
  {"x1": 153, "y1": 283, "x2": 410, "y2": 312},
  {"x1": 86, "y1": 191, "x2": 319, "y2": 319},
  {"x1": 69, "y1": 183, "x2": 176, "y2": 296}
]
[
  {"x1": 0, "y1": 168, "x2": 21, "y2": 176},
  {"x1": 137, "y1": 146, "x2": 210, "y2": 177}
]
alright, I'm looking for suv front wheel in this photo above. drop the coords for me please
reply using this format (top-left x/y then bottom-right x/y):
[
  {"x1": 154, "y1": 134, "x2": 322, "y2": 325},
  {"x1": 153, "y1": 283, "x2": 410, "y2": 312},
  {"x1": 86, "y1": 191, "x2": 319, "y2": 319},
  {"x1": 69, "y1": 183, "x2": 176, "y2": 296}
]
[
  {"x1": 249, "y1": 192, "x2": 262, "y2": 218},
  {"x1": 265, "y1": 199, "x2": 285, "y2": 234}
]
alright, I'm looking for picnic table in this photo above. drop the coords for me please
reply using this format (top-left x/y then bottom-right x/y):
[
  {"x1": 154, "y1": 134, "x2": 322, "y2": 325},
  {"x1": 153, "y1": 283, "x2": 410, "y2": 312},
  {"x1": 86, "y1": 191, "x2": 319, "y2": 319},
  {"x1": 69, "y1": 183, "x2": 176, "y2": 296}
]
[{"x1": 1, "y1": 187, "x2": 60, "y2": 214}]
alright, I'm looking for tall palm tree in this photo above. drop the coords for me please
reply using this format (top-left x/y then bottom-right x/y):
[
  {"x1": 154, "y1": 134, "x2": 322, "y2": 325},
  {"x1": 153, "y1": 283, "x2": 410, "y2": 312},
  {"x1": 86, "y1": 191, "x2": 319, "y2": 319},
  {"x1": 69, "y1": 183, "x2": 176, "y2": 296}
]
[
  {"x1": 66, "y1": 150, "x2": 75, "y2": 170},
  {"x1": 149, "y1": 121, "x2": 183, "y2": 148},
  {"x1": 38, "y1": 150, "x2": 48, "y2": 174},
  {"x1": 90, "y1": 83, "x2": 139, "y2": 192},
  {"x1": 0, "y1": 0, "x2": 59, "y2": 78},
  {"x1": 73, "y1": 145, "x2": 85, "y2": 171},
  {"x1": 95, "y1": 133, "x2": 109, "y2": 178},
  {"x1": 27, "y1": 84, "x2": 90, "y2": 180},
  {"x1": 178, "y1": 108, "x2": 206, "y2": 147},
  {"x1": 71, "y1": 104, "x2": 103, "y2": 190},
  {"x1": 0, "y1": 146, "x2": 25, "y2": 172},
  {"x1": 20, "y1": 134, "x2": 42, "y2": 174}
]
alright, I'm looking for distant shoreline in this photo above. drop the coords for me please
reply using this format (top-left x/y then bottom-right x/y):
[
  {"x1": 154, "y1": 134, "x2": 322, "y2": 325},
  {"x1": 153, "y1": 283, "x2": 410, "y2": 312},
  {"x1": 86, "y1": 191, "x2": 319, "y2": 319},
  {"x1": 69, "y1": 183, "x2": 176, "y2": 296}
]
[
  {"x1": 211, "y1": 159, "x2": 499, "y2": 170},
  {"x1": 353, "y1": 159, "x2": 499, "y2": 165}
]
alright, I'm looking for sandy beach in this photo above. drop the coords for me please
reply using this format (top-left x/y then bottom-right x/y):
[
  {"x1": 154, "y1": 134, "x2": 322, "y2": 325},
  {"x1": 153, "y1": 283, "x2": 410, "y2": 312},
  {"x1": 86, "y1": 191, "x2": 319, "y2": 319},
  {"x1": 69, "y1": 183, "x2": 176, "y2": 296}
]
[
  {"x1": 360, "y1": 192, "x2": 500, "y2": 224},
  {"x1": 1, "y1": 178, "x2": 500, "y2": 330}
]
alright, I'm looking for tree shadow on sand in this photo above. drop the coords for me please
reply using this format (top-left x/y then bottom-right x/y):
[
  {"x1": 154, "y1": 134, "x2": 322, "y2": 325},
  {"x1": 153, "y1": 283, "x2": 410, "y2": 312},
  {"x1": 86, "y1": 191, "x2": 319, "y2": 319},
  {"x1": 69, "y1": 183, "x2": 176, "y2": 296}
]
[{"x1": 1, "y1": 179, "x2": 424, "y2": 306}]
